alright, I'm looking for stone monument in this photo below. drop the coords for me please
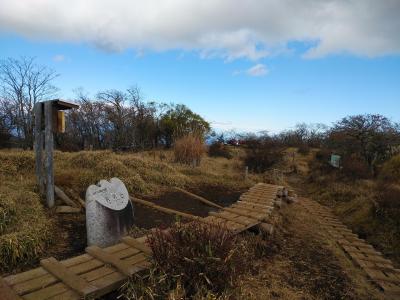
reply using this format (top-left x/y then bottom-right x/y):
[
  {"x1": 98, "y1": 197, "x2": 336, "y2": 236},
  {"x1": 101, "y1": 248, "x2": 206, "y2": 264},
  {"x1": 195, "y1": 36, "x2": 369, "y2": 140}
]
[{"x1": 86, "y1": 177, "x2": 134, "y2": 247}]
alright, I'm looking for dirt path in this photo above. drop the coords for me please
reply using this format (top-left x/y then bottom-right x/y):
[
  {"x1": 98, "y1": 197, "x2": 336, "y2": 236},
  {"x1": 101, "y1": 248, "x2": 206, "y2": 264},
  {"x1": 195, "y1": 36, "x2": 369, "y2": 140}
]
[{"x1": 236, "y1": 201, "x2": 383, "y2": 299}]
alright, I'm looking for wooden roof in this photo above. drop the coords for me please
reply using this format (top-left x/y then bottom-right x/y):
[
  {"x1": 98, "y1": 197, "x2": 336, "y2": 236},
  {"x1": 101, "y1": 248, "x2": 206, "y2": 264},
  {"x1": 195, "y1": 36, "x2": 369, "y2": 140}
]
[{"x1": 47, "y1": 99, "x2": 79, "y2": 110}]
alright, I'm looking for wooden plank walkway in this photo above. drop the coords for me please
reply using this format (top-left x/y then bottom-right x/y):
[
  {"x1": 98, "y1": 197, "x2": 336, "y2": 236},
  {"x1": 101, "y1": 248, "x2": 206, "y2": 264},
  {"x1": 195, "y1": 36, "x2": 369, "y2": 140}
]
[
  {"x1": 299, "y1": 197, "x2": 400, "y2": 300},
  {"x1": 0, "y1": 183, "x2": 282, "y2": 300}
]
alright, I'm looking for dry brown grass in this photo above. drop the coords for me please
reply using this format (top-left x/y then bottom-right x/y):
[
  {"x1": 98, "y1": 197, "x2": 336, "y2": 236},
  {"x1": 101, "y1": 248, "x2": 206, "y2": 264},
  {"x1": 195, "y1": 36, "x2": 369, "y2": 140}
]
[
  {"x1": 173, "y1": 134, "x2": 206, "y2": 166},
  {"x1": 0, "y1": 151, "x2": 52, "y2": 271},
  {"x1": 0, "y1": 148, "x2": 263, "y2": 273}
]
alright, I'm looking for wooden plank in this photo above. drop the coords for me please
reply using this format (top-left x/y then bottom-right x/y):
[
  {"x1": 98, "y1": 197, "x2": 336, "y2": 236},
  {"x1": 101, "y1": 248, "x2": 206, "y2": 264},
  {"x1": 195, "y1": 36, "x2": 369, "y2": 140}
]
[
  {"x1": 121, "y1": 237, "x2": 152, "y2": 256},
  {"x1": 209, "y1": 211, "x2": 253, "y2": 226},
  {"x1": 363, "y1": 268, "x2": 400, "y2": 284},
  {"x1": 238, "y1": 201, "x2": 273, "y2": 209},
  {"x1": 40, "y1": 257, "x2": 98, "y2": 297},
  {"x1": 86, "y1": 246, "x2": 136, "y2": 276},
  {"x1": 11, "y1": 244, "x2": 131, "y2": 295},
  {"x1": 222, "y1": 207, "x2": 265, "y2": 221},
  {"x1": 173, "y1": 187, "x2": 223, "y2": 209},
  {"x1": 54, "y1": 186, "x2": 78, "y2": 208},
  {"x1": 24, "y1": 282, "x2": 70, "y2": 300},
  {"x1": 5, "y1": 183, "x2": 279, "y2": 300},
  {"x1": 0, "y1": 277, "x2": 22, "y2": 300},
  {"x1": 130, "y1": 197, "x2": 211, "y2": 225},
  {"x1": 4, "y1": 268, "x2": 47, "y2": 286},
  {"x1": 231, "y1": 203, "x2": 271, "y2": 214},
  {"x1": 24, "y1": 253, "x2": 147, "y2": 300},
  {"x1": 65, "y1": 188, "x2": 86, "y2": 208},
  {"x1": 337, "y1": 239, "x2": 374, "y2": 250},
  {"x1": 13, "y1": 273, "x2": 58, "y2": 296}
]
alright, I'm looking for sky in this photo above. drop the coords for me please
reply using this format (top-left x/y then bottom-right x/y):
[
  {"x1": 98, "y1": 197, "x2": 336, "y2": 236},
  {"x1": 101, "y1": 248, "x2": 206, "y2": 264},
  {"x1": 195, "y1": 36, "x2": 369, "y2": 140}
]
[{"x1": 0, "y1": 0, "x2": 399, "y2": 133}]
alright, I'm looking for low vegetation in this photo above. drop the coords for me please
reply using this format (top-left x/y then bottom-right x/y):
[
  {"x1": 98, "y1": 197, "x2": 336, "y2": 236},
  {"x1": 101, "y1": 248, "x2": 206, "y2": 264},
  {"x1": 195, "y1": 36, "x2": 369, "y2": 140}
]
[
  {"x1": 122, "y1": 221, "x2": 264, "y2": 299},
  {"x1": 208, "y1": 141, "x2": 233, "y2": 159},
  {"x1": 0, "y1": 148, "x2": 257, "y2": 272},
  {"x1": 302, "y1": 150, "x2": 400, "y2": 266},
  {"x1": 0, "y1": 151, "x2": 52, "y2": 271},
  {"x1": 244, "y1": 137, "x2": 284, "y2": 173},
  {"x1": 173, "y1": 134, "x2": 206, "y2": 166}
]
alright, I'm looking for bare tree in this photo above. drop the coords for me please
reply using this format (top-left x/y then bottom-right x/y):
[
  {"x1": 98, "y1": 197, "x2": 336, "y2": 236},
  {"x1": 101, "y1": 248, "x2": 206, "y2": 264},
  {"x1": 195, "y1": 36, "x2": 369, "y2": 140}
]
[{"x1": 0, "y1": 57, "x2": 59, "y2": 148}]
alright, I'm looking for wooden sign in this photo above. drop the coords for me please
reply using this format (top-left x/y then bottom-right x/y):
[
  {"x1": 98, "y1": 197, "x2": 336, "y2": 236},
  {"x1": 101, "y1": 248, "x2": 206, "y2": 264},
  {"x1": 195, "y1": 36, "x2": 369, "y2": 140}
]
[{"x1": 57, "y1": 111, "x2": 65, "y2": 133}]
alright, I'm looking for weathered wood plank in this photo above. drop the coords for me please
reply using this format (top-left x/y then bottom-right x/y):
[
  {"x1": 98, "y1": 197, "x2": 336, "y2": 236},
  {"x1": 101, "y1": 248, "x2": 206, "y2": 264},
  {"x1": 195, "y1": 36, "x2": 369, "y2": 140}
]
[
  {"x1": 238, "y1": 201, "x2": 273, "y2": 209},
  {"x1": 209, "y1": 211, "x2": 254, "y2": 226},
  {"x1": 173, "y1": 187, "x2": 223, "y2": 209},
  {"x1": 86, "y1": 246, "x2": 136, "y2": 276},
  {"x1": 121, "y1": 237, "x2": 152, "y2": 256},
  {"x1": 54, "y1": 186, "x2": 78, "y2": 208},
  {"x1": 0, "y1": 277, "x2": 22, "y2": 300},
  {"x1": 40, "y1": 257, "x2": 98, "y2": 297}
]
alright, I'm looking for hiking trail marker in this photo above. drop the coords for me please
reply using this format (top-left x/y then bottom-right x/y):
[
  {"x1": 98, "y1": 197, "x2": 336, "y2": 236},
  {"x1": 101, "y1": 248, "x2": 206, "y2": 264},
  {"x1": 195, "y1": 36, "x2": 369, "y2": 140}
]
[
  {"x1": 34, "y1": 99, "x2": 79, "y2": 208},
  {"x1": 86, "y1": 178, "x2": 134, "y2": 247}
]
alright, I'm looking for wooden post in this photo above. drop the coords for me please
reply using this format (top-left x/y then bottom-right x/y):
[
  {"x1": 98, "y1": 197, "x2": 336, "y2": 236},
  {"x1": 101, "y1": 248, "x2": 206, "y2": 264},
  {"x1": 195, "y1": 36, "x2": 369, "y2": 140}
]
[
  {"x1": 34, "y1": 102, "x2": 45, "y2": 195},
  {"x1": 44, "y1": 101, "x2": 55, "y2": 208}
]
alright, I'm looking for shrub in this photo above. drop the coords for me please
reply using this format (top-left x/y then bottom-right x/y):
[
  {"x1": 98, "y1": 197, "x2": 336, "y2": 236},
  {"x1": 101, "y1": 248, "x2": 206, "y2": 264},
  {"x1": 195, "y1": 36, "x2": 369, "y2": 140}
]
[
  {"x1": 374, "y1": 183, "x2": 400, "y2": 220},
  {"x1": 208, "y1": 142, "x2": 233, "y2": 159},
  {"x1": 144, "y1": 221, "x2": 251, "y2": 297},
  {"x1": 173, "y1": 134, "x2": 205, "y2": 166},
  {"x1": 341, "y1": 155, "x2": 371, "y2": 180},
  {"x1": 379, "y1": 155, "x2": 400, "y2": 183},
  {"x1": 0, "y1": 187, "x2": 52, "y2": 271},
  {"x1": 245, "y1": 143, "x2": 283, "y2": 173},
  {"x1": 297, "y1": 144, "x2": 310, "y2": 155}
]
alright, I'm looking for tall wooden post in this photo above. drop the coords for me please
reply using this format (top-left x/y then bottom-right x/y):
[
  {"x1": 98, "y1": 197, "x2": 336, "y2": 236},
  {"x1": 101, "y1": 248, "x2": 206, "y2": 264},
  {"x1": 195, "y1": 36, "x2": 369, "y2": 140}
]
[
  {"x1": 44, "y1": 101, "x2": 55, "y2": 208},
  {"x1": 34, "y1": 99, "x2": 79, "y2": 208},
  {"x1": 34, "y1": 102, "x2": 45, "y2": 195}
]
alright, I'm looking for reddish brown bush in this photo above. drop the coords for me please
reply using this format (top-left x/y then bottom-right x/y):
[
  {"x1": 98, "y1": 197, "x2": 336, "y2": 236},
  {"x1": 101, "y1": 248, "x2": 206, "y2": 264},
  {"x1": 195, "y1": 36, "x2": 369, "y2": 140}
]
[
  {"x1": 208, "y1": 141, "x2": 232, "y2": 159},
  {"x1": 146, "y1": 221, "x2": 250, "y2": 296},
  {"x1": 379, "y1": 155, "x2": 400, "y2": 183},
  {"x1": 375, "y1": 183, "x2": 400, "y2": 220},
  {"x1": 341, "y1": 155, "x2": 371, "y2": 179}
]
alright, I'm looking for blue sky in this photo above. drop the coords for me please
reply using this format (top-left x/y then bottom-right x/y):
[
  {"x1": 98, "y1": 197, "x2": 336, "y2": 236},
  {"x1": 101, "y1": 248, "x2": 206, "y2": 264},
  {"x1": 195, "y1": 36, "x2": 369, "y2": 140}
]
[{"x1": 0, "y1": 1, "x2": 399, "y2": 132}]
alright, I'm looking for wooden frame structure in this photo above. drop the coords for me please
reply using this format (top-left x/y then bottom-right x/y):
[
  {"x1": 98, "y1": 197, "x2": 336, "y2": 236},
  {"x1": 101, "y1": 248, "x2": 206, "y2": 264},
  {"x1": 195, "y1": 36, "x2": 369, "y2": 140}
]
[{"x1": 34, "y1": 99, "x2": 78, "y2": 208}]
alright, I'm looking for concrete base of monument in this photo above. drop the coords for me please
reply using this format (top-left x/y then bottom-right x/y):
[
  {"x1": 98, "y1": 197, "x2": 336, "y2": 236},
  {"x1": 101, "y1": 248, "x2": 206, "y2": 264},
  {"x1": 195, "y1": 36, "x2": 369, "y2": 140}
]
[{"x1": 86, "y1": 200, "x2": 134, "y2": 247}]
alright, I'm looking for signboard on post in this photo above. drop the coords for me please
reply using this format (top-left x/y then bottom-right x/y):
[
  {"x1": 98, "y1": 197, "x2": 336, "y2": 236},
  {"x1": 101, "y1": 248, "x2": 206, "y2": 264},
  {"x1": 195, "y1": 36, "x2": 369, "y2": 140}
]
[
  {"x1": 34, "y1": 99, "x2": 79, "y2": 208},
  {"x1": 330, "y1": 154, "x2": 341, "y2": 168}
]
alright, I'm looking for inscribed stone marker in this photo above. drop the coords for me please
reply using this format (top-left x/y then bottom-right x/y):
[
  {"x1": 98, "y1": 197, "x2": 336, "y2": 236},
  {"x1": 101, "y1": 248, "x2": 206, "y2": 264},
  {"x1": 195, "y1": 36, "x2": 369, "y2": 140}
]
[{"x1": 86, "y1": 178, "x2": 134, "y2": 247}]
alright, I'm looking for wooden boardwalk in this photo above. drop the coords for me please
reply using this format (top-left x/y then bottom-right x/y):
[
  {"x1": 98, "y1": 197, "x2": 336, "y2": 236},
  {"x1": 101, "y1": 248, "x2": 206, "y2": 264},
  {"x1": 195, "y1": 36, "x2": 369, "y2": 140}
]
[
  {"x1": 0, "y1": 183, "x2": 282, "y2": 300},
  {"x1": 299, "y1": 198, "x2": 400, "y2": 300}
]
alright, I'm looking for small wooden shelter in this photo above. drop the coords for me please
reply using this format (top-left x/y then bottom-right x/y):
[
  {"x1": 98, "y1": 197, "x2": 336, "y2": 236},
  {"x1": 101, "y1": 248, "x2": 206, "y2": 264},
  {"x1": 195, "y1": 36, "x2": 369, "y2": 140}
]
[{"x1": 34, "y1": 99, "x2": 79, "y2": 208}]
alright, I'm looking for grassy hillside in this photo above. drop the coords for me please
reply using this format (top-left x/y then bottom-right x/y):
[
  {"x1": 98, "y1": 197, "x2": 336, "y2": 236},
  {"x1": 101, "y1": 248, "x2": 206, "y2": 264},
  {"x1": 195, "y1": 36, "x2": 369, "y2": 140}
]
[
  {"x1": 0, "y1": 148, "x2": 261, "y2": 273},
  {"x1": 287, "y1": 149, "x2": 400, "y2": 267}
]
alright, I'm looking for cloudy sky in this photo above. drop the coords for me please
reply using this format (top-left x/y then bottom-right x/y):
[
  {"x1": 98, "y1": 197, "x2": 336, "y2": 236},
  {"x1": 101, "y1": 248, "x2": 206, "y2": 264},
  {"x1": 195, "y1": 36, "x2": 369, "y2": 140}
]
[{"x1": 0, "y1": 0, "x2": 399, "y2": 132}]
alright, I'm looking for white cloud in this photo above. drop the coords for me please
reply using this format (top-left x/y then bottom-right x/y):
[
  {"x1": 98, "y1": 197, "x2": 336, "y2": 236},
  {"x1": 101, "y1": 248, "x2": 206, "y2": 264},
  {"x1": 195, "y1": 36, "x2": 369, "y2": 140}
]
[
  {"x1": 0, "y1": 0, "x2": 399, "y2": 60},
  {"x1": 246, "y1": 64, "x2": 268, "y2": 76},
  {"x1": 53, "y1": 54, "x2": 65, "y2": 62}
]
